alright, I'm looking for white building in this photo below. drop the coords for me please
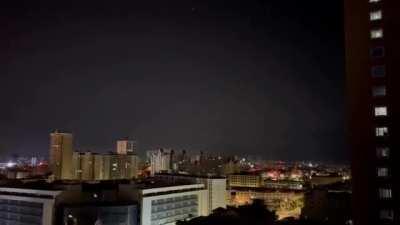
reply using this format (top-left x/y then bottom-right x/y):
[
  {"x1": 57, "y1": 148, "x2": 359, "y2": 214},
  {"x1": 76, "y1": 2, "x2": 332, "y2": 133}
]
[
  {"x1": 124, "y1": 183, "x2": 208, "y2": 225},
  {"x1": 0, "y1": 188, "x2": 62, "y2": 225},
  {"x1": 147, "y1": 149, "x2": 172, "y2": 175},
  {"x1": 155, "y1": 174, "x2": 227, "y2": 214}
]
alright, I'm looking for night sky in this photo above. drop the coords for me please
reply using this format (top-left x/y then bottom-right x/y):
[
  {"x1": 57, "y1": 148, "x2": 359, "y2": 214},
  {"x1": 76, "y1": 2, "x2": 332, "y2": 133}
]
[{"x1": 0, "y1": 0, "x2": 346, "y2": 161}]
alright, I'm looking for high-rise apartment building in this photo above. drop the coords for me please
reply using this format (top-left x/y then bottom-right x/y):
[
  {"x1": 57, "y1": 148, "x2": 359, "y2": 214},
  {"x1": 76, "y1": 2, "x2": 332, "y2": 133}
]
[
  {"x1": 72, "y1": 152, "x2": 138, "y2": 181},
  {"x1": 49, "y1": 131, "x2": 74, "y2": 180},
  {"x1": 117, "y1": 139, "x2": 137, "y2": 155},
  {"x1": 345, "y1": 0, "x2": 399, "y2": 224},
  {"x1": 147, "y1": 149, "x2": 172, "y2": 175}
]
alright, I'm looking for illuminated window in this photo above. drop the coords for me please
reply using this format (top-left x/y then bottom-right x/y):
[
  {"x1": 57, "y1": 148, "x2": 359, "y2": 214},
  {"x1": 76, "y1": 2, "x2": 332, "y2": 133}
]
[
  {"x1": 370, "y1": 47, "x2": 384, "y2": 58},
  {"x1": 372, "y1": 86, "x2": 386, "y2": 97},
  {"x1": 371, "y1": 29, "x2": 383, "y2": 39},
  {"x1": 380, "y1": 209, "x2": 394, "y2": 220},
  {"x1": 374, "y1": 106, "x2": 387, "y2": 116},
  {"x1": 377, "y1": 167, "x2": 389, "y2": 177},
  {"x1": 370, "y1": 10, "x2": 382, "y2": 21},
  {"x1": 379, "y1": 188, "x2": 392, "y2": 199},
  {"x1": 376, "y1": 127, "x2": 388, "y2": 136},
  {"x1": 377, "y1": 147, "x2": 390, "y2": 158},
  {"x1": 371, "y1": 65, "x2": 385, "y2": 77}
]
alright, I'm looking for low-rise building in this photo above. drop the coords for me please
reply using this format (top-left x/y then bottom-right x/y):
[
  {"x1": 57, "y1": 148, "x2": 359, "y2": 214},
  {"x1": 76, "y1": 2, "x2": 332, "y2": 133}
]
[
  {"x1": 122, "y1": 181, "x2": 208, "y2": 225},
  {"x1": 0, "y1": 187, "x2": 61, "y2": 225},
  {"x1": 155, "y1": 173, "x2": 227, "y2": 214},
  {"x1": 228, "y1": 173, "x2": 262, "y2": 188},
  {"x1": 228, "y1": 187, "x2": 304, "y2": 220},
  {"x1": 0, "y1": 182, "x2": 139, "y2": 225}
]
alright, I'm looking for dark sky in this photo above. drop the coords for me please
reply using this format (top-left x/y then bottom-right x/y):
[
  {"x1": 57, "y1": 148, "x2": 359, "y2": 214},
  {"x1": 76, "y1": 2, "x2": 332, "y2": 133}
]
[{"x1": 0, "y1": 0, "x2": 346, "y2": 161}]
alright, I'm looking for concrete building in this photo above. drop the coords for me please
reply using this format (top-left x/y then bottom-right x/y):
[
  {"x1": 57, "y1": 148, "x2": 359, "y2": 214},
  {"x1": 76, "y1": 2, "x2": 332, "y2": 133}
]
[
  {"x1": 49, "y1": 131, "x2": 74, "y2": 180},
  {"x1": 155, "y1": 173, "x2": 227, "y2": 214},
  {"x1": 228, "y1": 173, "x2": 262, "y2": 188},
  {"x1": 0, "y1": 177, "x2": 210, "y2": 225},
  {"x1": 0, "y1": 182, "x2": 139, "y2": 225},
  {"x1": 72, "y1": 152, "x2": 138, "y2": 181},
  {"x1": 93, "y1": 153, "x2": 106, "y2": 180},
  {"x1": 228, "y1": 187, "x2": 304, "y2": 220},
  {"x1": 123, "y1": 182, "x2": 208, "y2": 225},
  {"x1": 345, "y1": 0, "x2": 400, "y2": 224},
  {"x1": 117, "y1": 139, "x2": 137, "y2": 155},
  {"x1": 0, "y1": 187, "x2": 62, "y2": 225}
]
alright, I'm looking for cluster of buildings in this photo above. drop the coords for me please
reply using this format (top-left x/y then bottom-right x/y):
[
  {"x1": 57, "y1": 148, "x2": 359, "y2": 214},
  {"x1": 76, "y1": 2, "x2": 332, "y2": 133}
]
[
  {"x1": 49, "y1": 131, "x2": 139, "y2": 181},
  {"x1": 0, "y1": 130, "x2": 356, "y2": 225},
  {"x1": 0, "y1": 176, "x2": 226, "y2": 225},
  {"x1": 0, "y1": 131, "x2": 227, "y2": 225},
  {"x1": 225, "y1": 166, "x2": 350, "y2": 220}
]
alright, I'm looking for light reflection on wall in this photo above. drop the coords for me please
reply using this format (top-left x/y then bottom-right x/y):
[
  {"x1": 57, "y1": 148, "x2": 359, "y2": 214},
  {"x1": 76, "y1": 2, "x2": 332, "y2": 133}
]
[{"x1": 229, "y1": 190, "x2": 304, "y2": 220}]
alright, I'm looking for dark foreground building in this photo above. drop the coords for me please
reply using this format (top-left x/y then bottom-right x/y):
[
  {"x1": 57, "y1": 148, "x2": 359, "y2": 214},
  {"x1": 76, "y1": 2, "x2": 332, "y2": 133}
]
[{"x1": 345, "y1": 0, "x2": 400, "y2": 224}]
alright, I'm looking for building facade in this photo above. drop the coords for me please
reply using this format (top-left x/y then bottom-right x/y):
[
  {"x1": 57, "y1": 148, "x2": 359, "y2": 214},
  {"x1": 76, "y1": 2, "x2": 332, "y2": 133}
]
[
  {"x1": 49, "y1": 131, "x2": 74, "y2": 180},
  {"x1": 72, "y1": 152, "x2": 138, "y2": 181},
  {"x1": 228, "y1": 187, "x2": 304, "y2": 220},
  {"x1": 0, "y1": 188, "x2": 62, "y2": 225},
  {"x1": 126, "y1": 184, "x2": 208, "y2": 225},
  {"x1": 155, "y1": 174, "x2": 227, "y2": 214},
  {"x1": 147, "y1": 149, "x2": 172, "y2": 175},
  {"x1": 117, "y1": 140, "x2": 137, "y2": 155},
  {"x1": 345, "y1": 0, "x2": 400, "y2": 224},
  {"x1": 228, "y1": 173, "x2": 262, "y2": 188}
]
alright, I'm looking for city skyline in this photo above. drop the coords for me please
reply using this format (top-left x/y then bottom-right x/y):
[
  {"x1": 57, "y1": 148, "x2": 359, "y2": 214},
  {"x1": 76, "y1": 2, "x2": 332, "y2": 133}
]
[
  {"x1": 1, "y1": 0, "x2": 345, "y2": 162},
  {"x1": 1, "y1": 1, "x2": 398, "y2": 225}
]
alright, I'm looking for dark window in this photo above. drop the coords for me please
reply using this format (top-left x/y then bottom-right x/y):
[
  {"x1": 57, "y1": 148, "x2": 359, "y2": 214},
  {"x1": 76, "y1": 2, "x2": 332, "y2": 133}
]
[
  {"x1": 370, "y1": 47, "x2": 384, "y2": 58},
  {"x1": 371, "y1": 65, "x2": 385, "y2": 77},
  {"x1": 372, "y1": 86, "x2": 386, "y2": 97},
  {"x1": 377, "y1": 146, "x2": 390, "y2": 158}
]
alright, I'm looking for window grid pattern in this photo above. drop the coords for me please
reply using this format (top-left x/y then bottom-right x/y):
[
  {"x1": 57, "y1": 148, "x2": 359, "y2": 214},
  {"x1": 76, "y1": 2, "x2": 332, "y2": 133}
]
[
  {"x1": 0, "y1": 199, "x2": 43, "y2": 225},
  {"x1": 150, "y1": 195, "x2": 198, "y2": 225}
]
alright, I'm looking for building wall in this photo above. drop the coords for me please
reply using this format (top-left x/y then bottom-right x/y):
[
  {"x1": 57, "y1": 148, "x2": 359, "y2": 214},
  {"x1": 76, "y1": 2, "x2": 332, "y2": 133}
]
[
  {"x1": 228, "y1": 189, "x2": 304, "y2": 220},
  {"x1": 228, "y1": 174, "x2": 262, "y2": 188},
  {"x1": 155, "y1": 174, "x2": 227, "y2": 214},
  {"x1": 345, "y1": 0, "x2": 400, "y2": 224},
  {"x1": 80, "y1": 152, "x2": 94, "y2": 180},
  {"x1": 72, "y1": 152, "x2": 81, "y2": 180},
  {"x1": 140, "y1": 190, "x2": 207, "y2": 225},
  {"x1": 117, "y1": 140, "x2": 137, "y2": 155},
  {"x1": 0, "y1": 189, "x2": 60, "y2": 225},
  {"x1": 49, "y1": 132, "x2": 73, "y2": 180},
  {"x1": 148, "y1": 150, "x2": 172, "y2": 175},
  {"x1": 72, "y1": 153, "x2": 138, "y2": 181},
  {"x1": 93, "y1": 154, "x2": 105, "y2": 180},
  {"x1": 206, "y1": 179, "x2": 227, "y2": 212}
]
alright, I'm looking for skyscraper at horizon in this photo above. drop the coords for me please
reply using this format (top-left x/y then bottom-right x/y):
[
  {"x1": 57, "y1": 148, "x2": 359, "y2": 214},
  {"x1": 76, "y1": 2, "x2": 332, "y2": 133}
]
[
  {"x1": 345, "y1": 0, "x2": 399, "y2": 224},
  {"x1": 49, "y1": 131, "x2": 74, "y2": 180},
  {"x1": 147, "y1": 149, "x2": 172, "y2": 175}
]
